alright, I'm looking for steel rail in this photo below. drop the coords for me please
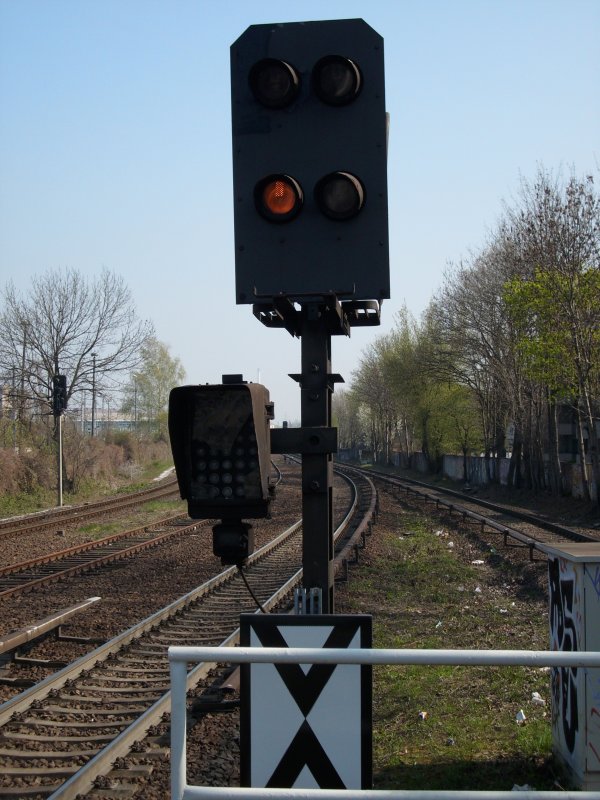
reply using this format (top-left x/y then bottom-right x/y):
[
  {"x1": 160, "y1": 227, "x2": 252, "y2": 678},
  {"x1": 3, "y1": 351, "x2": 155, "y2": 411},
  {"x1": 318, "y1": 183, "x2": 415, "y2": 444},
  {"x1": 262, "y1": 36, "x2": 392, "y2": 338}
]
[
  {"x1": 334, "y1": 469, "x2": 377, "y2": 571},
  {"x1": 0, "y1": 513, "x2": 188, "y2": 577},
  {"x1": 0, "y1": 466, "x2": 375, "y2": 798},
  {"x1": 0, "y1": 478, "x2": 181, "y2": 540},
  {"x1": 0, "y1": 515, "x2": 204, "y2": 599},
  {"x1": 0, "y1": 597, "x2": 101, "y2": 657},
  {"x1": 362, "y1": 465, "x2": 596, "y2": 542},
  {"x1": 342, "y1": 463, "x2": 598, "y2": 556},
  {"x1": 50, "y1": 558, "x2": 305, "y2": 800},
  {"x1": 0, "y1": 518, "x2": 303, "y2": 727},
  {"x1": 49, "y1": 468, "x2": 372, "y2": 799},
  {"x1": 0, "y1": 519, "x2": 305, "y2": 799}
]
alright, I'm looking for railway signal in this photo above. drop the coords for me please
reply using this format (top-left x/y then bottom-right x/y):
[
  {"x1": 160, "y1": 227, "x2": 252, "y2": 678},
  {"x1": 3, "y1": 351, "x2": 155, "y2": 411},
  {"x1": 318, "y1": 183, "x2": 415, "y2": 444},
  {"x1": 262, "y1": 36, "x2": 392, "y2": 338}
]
[
  {"x1": 52, "y1": 374, "x2": 68, "y2": 416},
  {"x1": 168, "y1": 377, "x2": 274, "y2": 564},
  {"x1": 231, "y1": 18, "x2": 389, "y2": 306}
]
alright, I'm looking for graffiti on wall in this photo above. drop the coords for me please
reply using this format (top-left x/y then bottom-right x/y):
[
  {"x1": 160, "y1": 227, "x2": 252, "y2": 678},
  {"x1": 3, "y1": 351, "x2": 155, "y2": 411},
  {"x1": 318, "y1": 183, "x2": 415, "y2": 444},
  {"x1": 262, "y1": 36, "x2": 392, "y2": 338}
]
[
  {"x1": 585, "y1": 564, "x2": 600, "y2": 771},
  {"x1": 548, "y1": 556, "x2": 581, "y2": 756}
]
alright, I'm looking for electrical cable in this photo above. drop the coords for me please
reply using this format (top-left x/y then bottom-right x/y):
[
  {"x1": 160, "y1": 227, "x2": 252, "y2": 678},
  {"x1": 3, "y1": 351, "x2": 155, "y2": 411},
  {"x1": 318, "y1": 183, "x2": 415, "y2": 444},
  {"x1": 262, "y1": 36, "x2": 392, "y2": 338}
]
[{"x1": 237, "y1": 565, "x2": 268, "y2": 613}]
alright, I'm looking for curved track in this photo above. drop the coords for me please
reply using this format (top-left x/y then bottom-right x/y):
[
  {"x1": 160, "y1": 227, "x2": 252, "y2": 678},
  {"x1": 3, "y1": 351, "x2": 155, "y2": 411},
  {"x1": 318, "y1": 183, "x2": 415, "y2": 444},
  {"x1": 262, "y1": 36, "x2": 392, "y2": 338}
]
[
  {"x1": 0, "y1": 463, "x2": 377, "y2": 799},
  {"x1": 0, "y1": 462, "x2": 286, "y2": 595},
  {"x1": 340, "y1": 462, "x2": 600, "y2": 557}
]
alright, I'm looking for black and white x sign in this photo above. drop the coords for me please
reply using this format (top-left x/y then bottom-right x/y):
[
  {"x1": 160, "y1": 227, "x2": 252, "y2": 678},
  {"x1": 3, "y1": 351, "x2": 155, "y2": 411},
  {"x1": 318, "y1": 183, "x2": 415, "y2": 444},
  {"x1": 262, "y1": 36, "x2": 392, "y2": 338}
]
[{"x1": 240, "y1": 614, "x2": 372, "y2": 789}]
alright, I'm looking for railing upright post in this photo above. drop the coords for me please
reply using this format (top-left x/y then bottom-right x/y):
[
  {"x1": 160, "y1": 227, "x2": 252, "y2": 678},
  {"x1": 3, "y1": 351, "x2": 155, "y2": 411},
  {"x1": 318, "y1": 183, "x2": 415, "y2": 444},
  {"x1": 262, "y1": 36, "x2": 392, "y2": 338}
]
[{"x1": 170, "y1": 660, "x2": 189, "y2": 800}]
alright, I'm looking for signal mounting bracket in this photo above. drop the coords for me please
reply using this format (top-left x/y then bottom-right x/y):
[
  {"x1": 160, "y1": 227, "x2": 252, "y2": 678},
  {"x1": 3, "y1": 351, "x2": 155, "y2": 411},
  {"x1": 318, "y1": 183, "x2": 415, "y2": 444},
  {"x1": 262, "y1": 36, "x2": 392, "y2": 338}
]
[
  {"x1": 270, "y1": 425, "x2": 337, "y2": 455},
  {"x1": 252, "y1": 297, "x2": 381, "y2": 337}
]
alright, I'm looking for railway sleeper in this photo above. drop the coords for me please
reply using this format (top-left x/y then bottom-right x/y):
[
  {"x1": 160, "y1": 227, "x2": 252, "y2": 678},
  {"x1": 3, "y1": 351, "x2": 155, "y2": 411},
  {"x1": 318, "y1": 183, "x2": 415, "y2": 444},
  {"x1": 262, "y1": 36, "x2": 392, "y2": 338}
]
[
  {"x1": 73, "y1": 683, "x2": 168, "y2": 694},
  {"x1": 85, "y1": 675, "x2": 170, "y2": 685},
  {"x1": 0, "y1": 747, "x2": 99, "y2": 758},
  {"x1": 100, "y1": 666, "x2": 169, "y2": 675},
  {"x1": 0, "y1": 785, "x2": 63, "y2": 798},
  {"x1": 13, "y1": 654, "x2": 68, "y2": 669},
  {"x1": 20, "y1": 718, "x2": 130, "y2": 729},
  {"x1": 3, "y1": 766, "x2": 79, "y2": 776},
  {"x1": 3, "y1": 730, "x2": 115, "y2": 742},
  {"x1": 40, "y1": 706, "x2": 139, "y2": 719},
  {"x1": 57, "y1": 691, "x2": 152, "y2": 704}
]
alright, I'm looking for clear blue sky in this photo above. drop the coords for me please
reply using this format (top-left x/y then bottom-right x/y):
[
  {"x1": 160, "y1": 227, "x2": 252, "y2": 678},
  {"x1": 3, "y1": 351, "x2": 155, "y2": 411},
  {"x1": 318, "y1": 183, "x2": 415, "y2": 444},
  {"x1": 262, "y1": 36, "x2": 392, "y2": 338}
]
[{"x1": 1, "y1": 0, "x2": 598, "y2": 422}]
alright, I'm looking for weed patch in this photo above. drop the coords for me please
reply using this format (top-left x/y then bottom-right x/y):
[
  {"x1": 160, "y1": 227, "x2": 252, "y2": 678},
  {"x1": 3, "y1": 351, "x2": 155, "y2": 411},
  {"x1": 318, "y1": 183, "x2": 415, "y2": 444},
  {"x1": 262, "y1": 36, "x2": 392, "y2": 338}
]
[{"x1": 337, "y1": 508, "x2": 565, "y2": 791}]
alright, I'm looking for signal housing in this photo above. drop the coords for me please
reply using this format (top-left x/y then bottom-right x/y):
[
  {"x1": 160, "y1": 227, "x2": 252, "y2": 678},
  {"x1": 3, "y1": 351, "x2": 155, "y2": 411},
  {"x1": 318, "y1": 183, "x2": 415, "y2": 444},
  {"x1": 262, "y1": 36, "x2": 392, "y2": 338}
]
[
  {"x1": 168, "y1": 381, "x2": 273, "y2": 522},
  {"x1": 52, "y1": 374, "x2": 68, "y2": 416},
  {"x1": 231, "y1": 18, "x2": 389, "y2": 305}
]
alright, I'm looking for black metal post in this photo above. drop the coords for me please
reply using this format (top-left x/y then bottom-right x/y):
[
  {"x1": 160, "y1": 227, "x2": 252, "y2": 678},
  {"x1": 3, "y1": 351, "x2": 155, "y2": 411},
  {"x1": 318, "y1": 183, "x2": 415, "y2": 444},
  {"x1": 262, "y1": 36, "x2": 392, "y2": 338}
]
[
  {"x1": 91, "y1": 352, "x2": 97, "y2": 436},
  {"x1": 300, "y1": 304, "x2": 334, "y2": 613},
  {"x1": 57, "y1": 413, "x2": 63, "y2": 507}
]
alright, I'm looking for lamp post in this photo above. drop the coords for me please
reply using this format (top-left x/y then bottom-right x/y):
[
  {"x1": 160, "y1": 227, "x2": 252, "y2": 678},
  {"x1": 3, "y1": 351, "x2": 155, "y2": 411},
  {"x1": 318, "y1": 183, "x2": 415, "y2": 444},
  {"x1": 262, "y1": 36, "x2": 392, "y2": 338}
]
[{"x1": 91, "y1": 353, "x2": 97, "y2": 436}]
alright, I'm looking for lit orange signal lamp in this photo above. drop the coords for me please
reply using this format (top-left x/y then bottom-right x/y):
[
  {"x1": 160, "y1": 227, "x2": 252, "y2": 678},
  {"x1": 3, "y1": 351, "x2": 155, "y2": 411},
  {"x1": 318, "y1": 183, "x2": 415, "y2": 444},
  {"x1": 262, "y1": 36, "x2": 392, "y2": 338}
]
[{"x1": 255, "y1": 174, "x2": 303, "y2": 222}]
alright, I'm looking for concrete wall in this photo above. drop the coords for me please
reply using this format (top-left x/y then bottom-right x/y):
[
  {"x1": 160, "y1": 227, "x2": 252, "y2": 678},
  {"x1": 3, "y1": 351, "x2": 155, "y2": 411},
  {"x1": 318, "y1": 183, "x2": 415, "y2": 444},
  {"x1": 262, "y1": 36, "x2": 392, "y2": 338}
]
[{"x1": 440, "y1": 453, "x2": 596, "y2": 501}]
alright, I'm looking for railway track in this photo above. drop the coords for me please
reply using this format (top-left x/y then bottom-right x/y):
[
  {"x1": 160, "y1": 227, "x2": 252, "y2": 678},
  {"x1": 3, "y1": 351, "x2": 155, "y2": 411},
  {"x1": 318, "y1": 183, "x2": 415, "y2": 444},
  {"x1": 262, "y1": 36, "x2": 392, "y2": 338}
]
[
  {"x1": 0, "y1": 478, "x2": 180, "y2": 541},
  {"x1": 0, "y1": 461, "x2": 287, "y2": 599},
  {"x1": 0, "y1": 514, "x2": 205, "y2": 599},
  {"x1": 339, "y1": 463, "x2": 600, "y2": 556},
  {"x1": 0, "y1": 463, "x2": 377, "y2": 799}
]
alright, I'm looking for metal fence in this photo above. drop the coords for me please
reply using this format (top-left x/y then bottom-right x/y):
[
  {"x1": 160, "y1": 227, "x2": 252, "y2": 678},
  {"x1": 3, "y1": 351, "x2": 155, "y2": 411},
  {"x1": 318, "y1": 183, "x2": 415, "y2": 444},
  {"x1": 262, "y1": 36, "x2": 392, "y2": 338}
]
[{"x1": 168, "y1": 645, "x2": 600, "y2": 800}]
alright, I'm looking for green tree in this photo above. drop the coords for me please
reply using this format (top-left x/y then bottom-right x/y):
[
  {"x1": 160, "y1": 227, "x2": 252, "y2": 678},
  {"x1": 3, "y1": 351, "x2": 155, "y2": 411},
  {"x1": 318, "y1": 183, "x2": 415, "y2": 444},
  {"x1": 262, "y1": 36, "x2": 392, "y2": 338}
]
[
  {"x1": 504, "y1": 266, "x2": 600, "y2": 500},
  {"x1": 429, "y1": 168, "x2": 599, "y2": 495},
  {"x1": 121, "y1": 337, "x2": 186, "y2": 440},
  {"x1": 427, "y1": 248, "x2": 518, "y2": 482}
]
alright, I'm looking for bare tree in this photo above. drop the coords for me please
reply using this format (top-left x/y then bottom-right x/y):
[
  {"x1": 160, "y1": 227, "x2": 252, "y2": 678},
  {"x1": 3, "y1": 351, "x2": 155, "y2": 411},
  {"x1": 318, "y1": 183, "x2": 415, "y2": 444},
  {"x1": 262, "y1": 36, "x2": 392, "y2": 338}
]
[
  {"x1": 428, "y1": 247, "x2": 518, "y2": 482},
  {"x1": 0, "y1": 267, "x2": 154, "y2": 419}
]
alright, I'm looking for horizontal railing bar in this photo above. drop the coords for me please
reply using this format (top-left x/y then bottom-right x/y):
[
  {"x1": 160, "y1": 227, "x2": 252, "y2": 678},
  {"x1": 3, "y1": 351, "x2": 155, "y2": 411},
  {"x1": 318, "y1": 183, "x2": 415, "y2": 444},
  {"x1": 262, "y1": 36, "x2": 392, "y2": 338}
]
[
  {"x1": 169, "y1": 646, "x2": 600, "y2": 668},
  {"x1": 170, "y1": 647, "x2": 600, "y2": 800},
  {"x1": 180, "y1": 789, "x2": 599, "y2": 799}
]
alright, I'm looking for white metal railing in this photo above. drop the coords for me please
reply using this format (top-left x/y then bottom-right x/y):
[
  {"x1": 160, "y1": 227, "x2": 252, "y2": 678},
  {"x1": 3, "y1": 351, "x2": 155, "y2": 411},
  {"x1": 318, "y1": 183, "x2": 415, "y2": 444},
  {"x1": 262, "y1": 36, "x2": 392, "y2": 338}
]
[{"x1": 169, "y1": 645, "x2": 600, "y2": 800}]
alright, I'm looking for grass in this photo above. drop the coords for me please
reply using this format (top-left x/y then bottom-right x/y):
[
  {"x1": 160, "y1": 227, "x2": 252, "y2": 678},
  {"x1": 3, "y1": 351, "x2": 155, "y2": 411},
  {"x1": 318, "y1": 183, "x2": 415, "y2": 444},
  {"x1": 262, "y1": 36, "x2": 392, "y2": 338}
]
[
  {"x1": 0, "y1": 488, "x2": 56, "y2": 519},
  {"x1": 78, "y1": 521, "x2": 124, "y2": 538},
  {"x1": 0, "y1": 459, "x2": 176, "y2": 519},
  {"x1": 337, "y1": 511, "x2": 566, "y2": 791},
  {"x1": 77, "y1": 499, "x2": 183, "y2": 539},
  {"x1": 114, "y1": 458, "x2": 174, "y2": 492},
  {"x1": 140, "y1": 499, "x2": 182, "y2": 514}
]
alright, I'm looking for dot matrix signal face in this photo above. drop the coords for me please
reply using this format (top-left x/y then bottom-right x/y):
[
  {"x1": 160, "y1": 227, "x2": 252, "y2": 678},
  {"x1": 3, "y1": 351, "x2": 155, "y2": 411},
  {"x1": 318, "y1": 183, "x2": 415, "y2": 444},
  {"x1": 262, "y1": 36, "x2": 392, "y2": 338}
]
[
  {"x1": 168, "y1": 382, "x2": 272, "y2": 521},
  {"x1": 191, "y1": 417, "x2": 260, "y2": 501}
]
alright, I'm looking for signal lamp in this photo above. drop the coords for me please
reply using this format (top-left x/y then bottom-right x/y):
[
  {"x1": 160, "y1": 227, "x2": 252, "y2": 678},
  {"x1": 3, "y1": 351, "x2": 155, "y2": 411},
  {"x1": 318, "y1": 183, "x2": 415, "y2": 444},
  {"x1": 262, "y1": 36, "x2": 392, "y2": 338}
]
[
  {"x1": 168, "y1": 382, "x2": 273, "y2": 522},
  {"x1": 313, "y1": 55, "x2": 362, "y2": 106},
  {"x1": 255, "y1": 174, "x2": 303, "y2": 222},
  {"x1": 249, "y1": 58, "x2": 300, "y2": 108},
  {"x1": 52, "y1": 374, "x2": 68, "y2": 416},
  {"x1": 315, "y1": 172, "x2": 365, "y2": 220},
  {"x1": 213, "y1": 521, "x2": 254, "y2": 565}
]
